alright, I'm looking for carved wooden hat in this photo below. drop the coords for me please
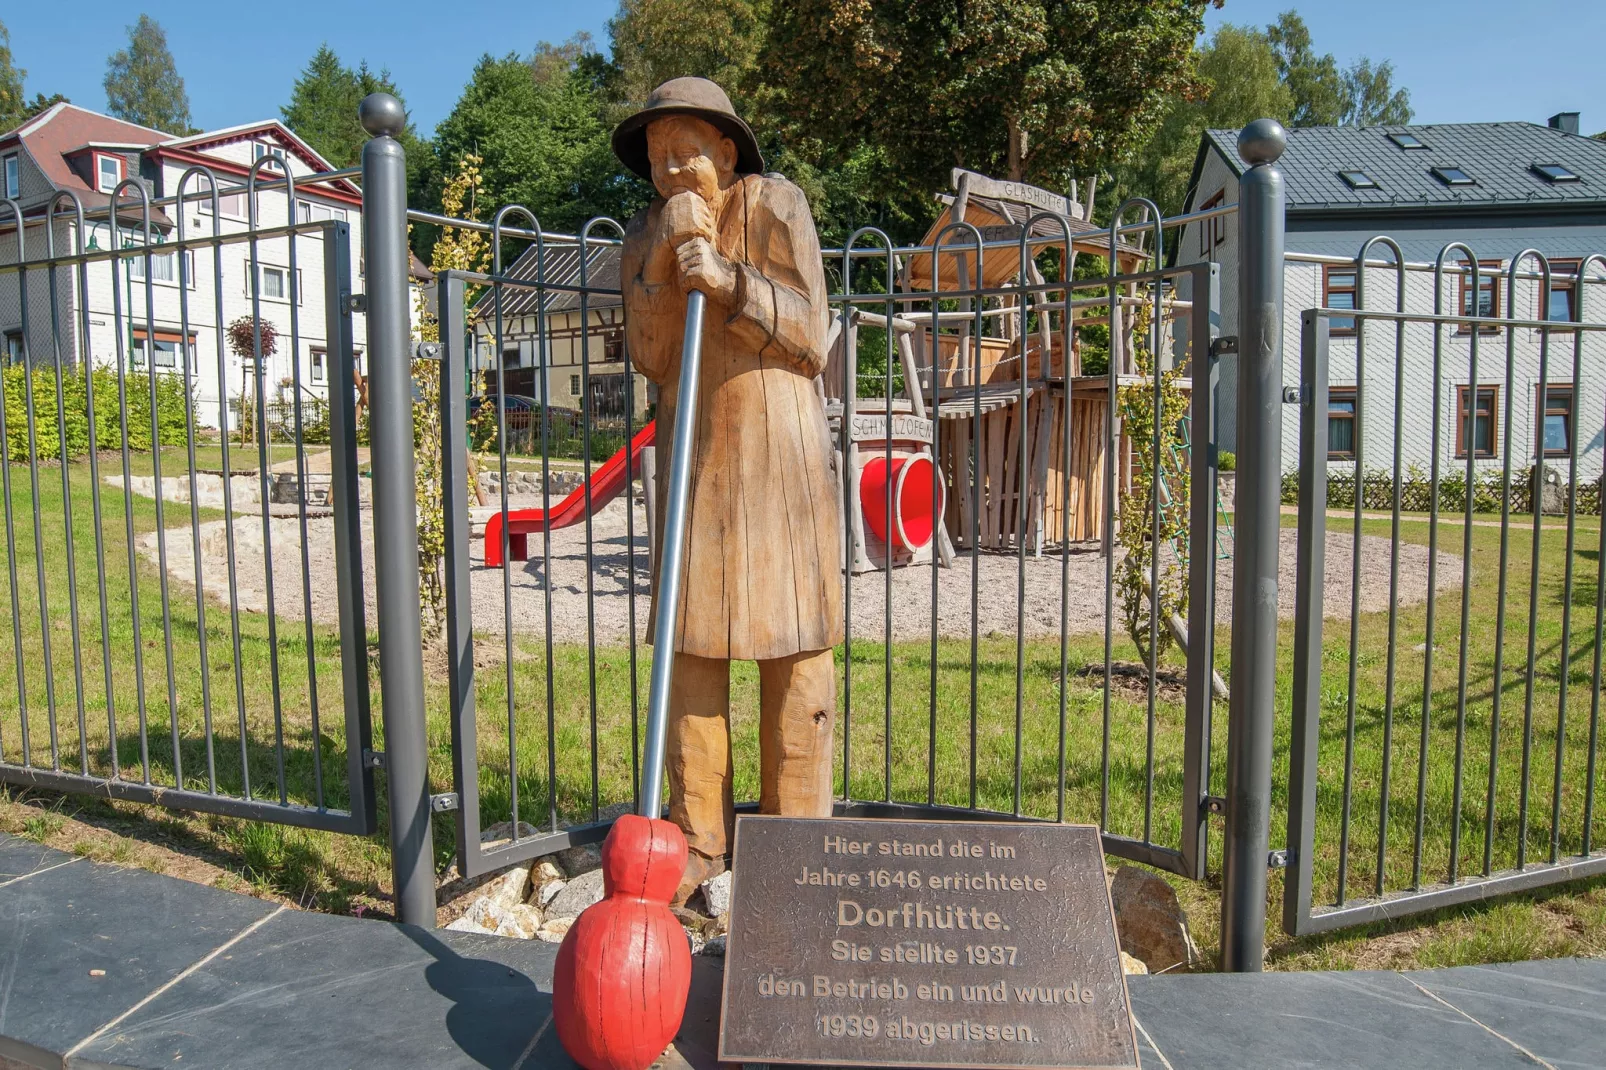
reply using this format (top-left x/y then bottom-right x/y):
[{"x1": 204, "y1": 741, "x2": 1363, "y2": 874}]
[{"x1": 611, "y1": 77, "x2": 765, "y2": 183}]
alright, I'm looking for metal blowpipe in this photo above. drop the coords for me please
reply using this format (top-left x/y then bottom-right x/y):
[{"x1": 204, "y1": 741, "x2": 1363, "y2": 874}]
[{"x1": 637, "y1": 289, "x2": 706, "y2": 816}]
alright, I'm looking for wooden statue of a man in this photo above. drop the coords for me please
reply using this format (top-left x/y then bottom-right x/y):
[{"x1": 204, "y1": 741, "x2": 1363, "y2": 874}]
[{"x1": 614, "y1": 77, "x2": 842, "y2": 904}]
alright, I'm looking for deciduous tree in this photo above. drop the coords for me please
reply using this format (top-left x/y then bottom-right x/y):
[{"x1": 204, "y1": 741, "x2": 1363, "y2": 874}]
[
  {"x1": 761, "y1": 0, "x2": 1212, "y2": 202},
  {"x1": 103, "y1": 15, "x2": 192, "y2": 134},
  {"x1": 0, "y1": 20, "x2": 23, "y2": 132}
]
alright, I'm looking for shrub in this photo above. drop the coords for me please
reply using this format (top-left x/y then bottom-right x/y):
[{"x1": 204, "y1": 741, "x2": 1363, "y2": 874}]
[
  {"x1": 1217, "y1": 450, "x2": 1236, "y2": 472},
  {"x1": 3, "y1": 365, "x2": 191, "y2": 462}
]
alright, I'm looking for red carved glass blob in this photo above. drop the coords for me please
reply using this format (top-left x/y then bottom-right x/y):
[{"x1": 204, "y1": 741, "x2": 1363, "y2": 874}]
[{"x1": 554, "y1": 814, "x2": 692, "y2": 1070}]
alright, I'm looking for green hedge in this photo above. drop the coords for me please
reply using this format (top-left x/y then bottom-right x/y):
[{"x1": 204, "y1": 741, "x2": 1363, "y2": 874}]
[
  {"x1": 1280, "y1": 465, "x2": 1604, "y2": 517},
  {"x1": 3, "y1": 365, "x2": 192, "y2": 462}
]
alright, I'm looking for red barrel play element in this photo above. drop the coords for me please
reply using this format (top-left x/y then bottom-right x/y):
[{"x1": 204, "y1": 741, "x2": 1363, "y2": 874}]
[
  {"x1": 860, "y1": 455, "x2": 943, "y2": 552},
  {"x1": 554, "y1": 815, "x2": 692, "y2": 1070}
]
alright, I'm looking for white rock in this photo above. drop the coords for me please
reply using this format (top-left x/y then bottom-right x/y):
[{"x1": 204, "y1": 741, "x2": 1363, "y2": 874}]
[
  {"x1": 546, "y1": 868, "x2": 605, "y2": 916},
  {"x1": 537, "y1": 916, "x2": 574, "y2": 943},
  {"x1": 538, "y1": 879, "x2": 567, "y2": 908},
  {"x1": 701, "y1": 870, "x2": 733, "y2": 916},
  {"x1": 493, "y1": 903, "x2": 543, "y2": 940},
  {"x1": 445, "y1": 914, "x2": 496, "y2": 935},
  {"x1": 1120, "y1": 951, "x2": 1149, "y2": 976},
  {"x1": 486, "y1": 866, "x2": 532, "y2": 910},
  {"x1": 685, "y1": 927, "x2": 706, "y2": 955},
  {"x1": 700, "y1": 934, "x2": 727, "y2": 957},
  {"x1": 531, "y1": 860, "x2": 564, "y2": 885}
]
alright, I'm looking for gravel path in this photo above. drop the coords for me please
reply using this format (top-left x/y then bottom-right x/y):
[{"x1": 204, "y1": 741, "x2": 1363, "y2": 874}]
[{"x1": 143, "y1": 496, "x2": 1462, "y2": 644}]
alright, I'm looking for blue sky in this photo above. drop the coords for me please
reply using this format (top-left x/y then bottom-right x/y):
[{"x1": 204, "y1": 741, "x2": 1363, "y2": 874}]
[{"x1": 4, "y1": 1, "x2": 1603, "y2": 138}]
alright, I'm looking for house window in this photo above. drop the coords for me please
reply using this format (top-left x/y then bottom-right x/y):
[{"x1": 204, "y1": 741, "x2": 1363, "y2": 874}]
[
  {"x1": 1537, "y1": 384, "x2": 1574, "y2": 457},
  {"x1": 1432, "y1": 166, "x2": 1475, "y2": 186},
  {"x1": 1455, "y1": 384, "x2": 1499, "y2": 459},
  {"x1": 1389, "y1": 132, "x2": 1428, "y2": 150},
  {"x1": 310, "y1": 347, "x2": 327, "y2": 384},
  {"x1": 296, "y1": 199, "x2": 348, "y2": 224},
  {"x1": 1327, "y1": 387, "x2": 1358, "y2": 459},
  {"x1": 199, "y1": 190, "x2": 248, "y2": 217},
  {"x1": 130, "y1": 328, "x2": 196, "y2": 371},
  {"x1": 1338, "y1": 170, "x2": 1378, "y2": 190},
  {"x1": 127, "y1": 247, "x2": 197, "y2": 288},
  {"x1": 501, "y1": 346, "x2": 521, "y2": 369},
  {"x1": 569, "y1": 374, "x2": 581, "y2": 396},
  {"x1": 1197, "y1": 189, "x2": 1226, "y2": 257},
  {"x1": 245, "y1": 261, "x2": 303, "y2": 304},
  {"x1": 1545, "y1": 259, "x2": 1581, "y2": 322},
  {"x1": 95, "y1": 153, "x2": 125, "y2": 193},
  {"x1": 1532, "y1": 163, "x2": 1579, "y2": 183},
  {"x1": 3, "y1": 154, "x2": 17, "y2": 200},
  {"x1": 1457, "y1": 260, "x2": 1502, "y2": 333},
  {"x1": 1324, "y1": 265, "x2": 1358, "y2": 335},
  {"x1": 253, "y1": 142, "x2": 285, "y2": 162},
  {"x1": 3, "y1": 330, "x2": 21, "y2": 366}
]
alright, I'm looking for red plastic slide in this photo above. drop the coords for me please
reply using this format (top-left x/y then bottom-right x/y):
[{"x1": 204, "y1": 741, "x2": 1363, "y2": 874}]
[{"x1": 483, "y1": 420, "x2": 656, "y2": 567}]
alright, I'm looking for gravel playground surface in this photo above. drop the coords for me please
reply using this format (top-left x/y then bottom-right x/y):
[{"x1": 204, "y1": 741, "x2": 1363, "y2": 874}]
[{"x1": 144, "y1": 496, "x2": 1463, "y2": 644}]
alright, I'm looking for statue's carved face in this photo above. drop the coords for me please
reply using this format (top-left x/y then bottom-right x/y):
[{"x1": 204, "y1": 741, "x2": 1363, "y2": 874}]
[{"x1": 645, "y1": 115, "x2": 736, "y2": 202}]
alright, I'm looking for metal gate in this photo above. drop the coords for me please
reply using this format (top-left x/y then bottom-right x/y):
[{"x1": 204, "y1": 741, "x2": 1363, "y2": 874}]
[
  {"x1": 1283, "y1": 246, "x2": 1606, "y2": 935},
  {"x1": 433, "y1": 207, "x2": 1227, "y2": 882},
  {"x1": 0, "y1": 170, "x2": 375, "y2": 833}
]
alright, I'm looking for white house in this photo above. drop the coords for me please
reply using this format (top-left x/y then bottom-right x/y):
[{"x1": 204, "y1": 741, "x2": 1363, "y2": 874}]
[
  {"x1": 469, "y1": 242, "x2": 648, "y2": 421},
  {"x1": 1174, "y1": 114, "x2": 1606, "y2": 483},
  {"x1": 0, "y1": 102, "x2": 430, "y2": 432}
]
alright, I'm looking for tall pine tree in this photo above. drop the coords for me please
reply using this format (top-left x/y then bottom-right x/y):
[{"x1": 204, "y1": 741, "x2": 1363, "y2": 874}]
[
  {"x1": 282, "y1": 44, "x2": 422, "y2": 168},
  {"x1": 104, "y1": 15, "x2": 191, "y2": 133}
]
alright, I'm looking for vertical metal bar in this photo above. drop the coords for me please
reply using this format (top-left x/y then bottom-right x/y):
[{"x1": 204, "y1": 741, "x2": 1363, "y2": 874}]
[
  {"x1": 283, "y1": 186, "x2": 326, "y2": 808},
  {"x1": 1284, "y1": 310, "x2": 1328, "y2": 932},
  {"x1": 441, "y1": 270, "x2": 482, "y2": 868},
  {"x1": 174, "y1": 176, "x2": 216, "y2": 793},
  {"x1": 0, "y1": 200, "x2": 30, "y2": 765},
  {"x1": 1450, "y1": 258, "x2": 1485, "y2": 884},
  {"x1": 968, "y1": 242, "x2": 982, "y2": 812},
  {"x1": 245, "y1": 163, "x2": 286, "y2": 803},
  {"x1": 1519, "y1": 263, "x2": 1549, "y2": 871},
  {"x1": 1220, "y1": 119, "x2": 1287, "y2": 972},
  {"x1": 1551, "y1": 263, "x2": 1582, "y2": 864},
  {"x1": 1578, "y1": 256, "x2": 1606, "y2": 857},
  {"x1": 1183, "y1": 262, "x2": 1221, "y2": 879},
  {"x1": 638, "y1": 290, "x2": 707, "y2": 816},
  {"x1": 577, "y1": 228, "x2": 600, "y2": 821},
  {"x1": 1013, "y1": 247, "x2": 1029, "y2": 818},
  {"x1": 108, "y1": 188, "x2": 151, "y2": 783},
  {"x1": 43, "y1": 200, "x2": 90, "y2": 773},
  {"x1": 324, "y1": 221, "x2": 374, "y2": 829},
  {"x1": 76, "y1": 204, "x2": 118, "y2": 779},
  {"x1": 360, "y1": 93, "x2": 434, "y2": 927},
  {"x1": 1379, "y1": 243, "x2": 1409, "y2": 894},
  {"x1": 19, "y1": 252, "x2": 62, "y2": 769},
  {"x1": 839, "y1": 257, "x2": 855, "y2": 803}
]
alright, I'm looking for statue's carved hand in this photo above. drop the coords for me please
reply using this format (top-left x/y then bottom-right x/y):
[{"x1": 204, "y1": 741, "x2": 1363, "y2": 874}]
[
  {"x1": 676, "y1": 236, "x2": 738, "y2": 302},
  {"x1": 662, "y1": 191, "x2": 716, "y2": 248}
]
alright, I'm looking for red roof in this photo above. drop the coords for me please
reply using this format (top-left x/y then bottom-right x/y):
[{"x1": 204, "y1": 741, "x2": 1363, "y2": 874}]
[{"x1": 2, "y1": 104, "x2": 172, "y2": 214}]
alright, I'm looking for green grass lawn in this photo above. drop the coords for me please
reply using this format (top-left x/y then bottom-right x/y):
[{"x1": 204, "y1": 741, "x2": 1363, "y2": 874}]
[{"x1": 1, "y1": 451, "x2": 1603, "y2": 969}]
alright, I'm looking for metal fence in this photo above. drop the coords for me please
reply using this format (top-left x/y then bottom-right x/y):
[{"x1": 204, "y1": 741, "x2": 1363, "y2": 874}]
[
  {"x1": 1284, "y1": 248, "x2": 1606, "y2": 935},
  {"x1": 14, "y1": 104, "x2": 1606, "y2": 971},
  {"x1": 431, "y1": 203, "x2": 1233, "y2": 886},
  {"x1": 0, "y1": 165, "x2": 375, "y2": 833}
]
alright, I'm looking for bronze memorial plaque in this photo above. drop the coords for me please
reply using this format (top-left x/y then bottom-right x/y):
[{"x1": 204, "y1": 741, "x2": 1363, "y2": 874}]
[{"x1": 718, "y1": 817, "x2": 1138, "y2": 1069}]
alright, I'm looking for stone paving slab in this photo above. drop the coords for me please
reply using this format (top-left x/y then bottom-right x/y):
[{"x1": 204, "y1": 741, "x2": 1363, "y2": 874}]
[
  {"x1": 1124, "y1": 970, "x2": 1541, "y2": 1069},
  {"x1": 2, "y1": 833, "x2": 1603, "y2": 1070},
  {"x1": 0, "y1": 836, "x2": 74, "y2": 883},
  {"x1": 0, "y1": 844, "x2": 276, "y2": 1067},
  {"x1": 1405, "y1": 958, "x2": 1606, "y2": 1070}
]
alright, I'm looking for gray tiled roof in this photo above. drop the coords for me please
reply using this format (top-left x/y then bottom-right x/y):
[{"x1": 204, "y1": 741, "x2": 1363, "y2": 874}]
[
  {"x1": 470, "y1": 242, "x2": 622, "y2": 320},
  {"x1": 1205, "y1": 122, "x2": 1606, "y2": 211}
]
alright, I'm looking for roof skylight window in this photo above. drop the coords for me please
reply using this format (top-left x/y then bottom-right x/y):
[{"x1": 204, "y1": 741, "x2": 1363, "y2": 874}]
[
  {"x1": 1389, "y1": 132, "x2": 1428, "y2": 150},
  {"x1": 1532, "y1": 163, "x2": 1580, "y2": 183},
  {"x1": 1339, "y1": 170, "x2": 1379, "y2": 190},
  {"x1": 1432, "y1": 166, "x2": 1475, "y2": 186}
]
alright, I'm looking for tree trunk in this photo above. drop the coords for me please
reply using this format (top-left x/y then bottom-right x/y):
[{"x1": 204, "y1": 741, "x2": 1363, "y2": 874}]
[{"x1": 1006, "y1": 116, "x2": 1028, "y2": 182}]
